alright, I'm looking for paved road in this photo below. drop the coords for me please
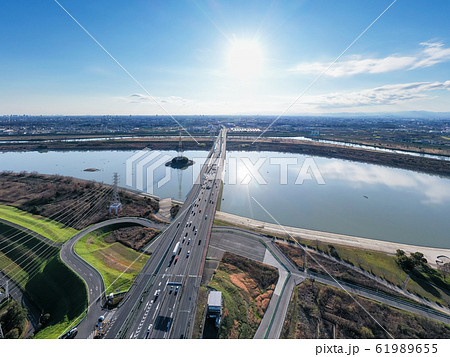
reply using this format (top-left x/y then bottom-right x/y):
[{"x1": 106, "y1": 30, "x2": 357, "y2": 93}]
[
  {"x1": 0, "y1": 271, "x2": 41, "y2": 338},
  {"x1": 0, "y1": 218, "x2": 62, "y2": 248},
  {"x1": 210, "y1": 227, "x2": 299, "y2": 339},
  {"x1": 209, "y1": 227, "x2": 295, "y2": 339},
  {"x1": 104, "y1": 128, "x2": 227, "y2": 339},
  {"x1": 59, "y1": 217, "x2": 167, "y2": 338},
  {"x1": 210, "y1": 226, "x2": 450, "y2": 337}
]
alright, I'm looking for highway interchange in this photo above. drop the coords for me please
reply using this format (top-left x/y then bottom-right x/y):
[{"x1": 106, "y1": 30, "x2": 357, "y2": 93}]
[{"x1": 2, "y1": 126, "x2": 449, "y2": 339}]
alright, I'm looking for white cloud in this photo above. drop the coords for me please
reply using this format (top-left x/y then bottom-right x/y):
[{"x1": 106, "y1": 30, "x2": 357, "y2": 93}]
[
  {"x1": 301, "y1": 80, "x2": 450, "y2": 108},
  {"x1": 125, "y1": 93, "x2": 193, "y2": 106},
  {"x1": 411, "y1": 41, "x2": 450, "y2": 69},
  {"x1": 293, "y1": 41, "x2": 450, "y2": 77}
]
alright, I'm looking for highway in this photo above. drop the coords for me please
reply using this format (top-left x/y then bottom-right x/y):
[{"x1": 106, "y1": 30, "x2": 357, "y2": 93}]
[
  {"x1": 104, "y1": 128, "x2": 227, "y2": 339},
  {"x1": 59, "y1": 217, "x2": 167, "y2": 338}
]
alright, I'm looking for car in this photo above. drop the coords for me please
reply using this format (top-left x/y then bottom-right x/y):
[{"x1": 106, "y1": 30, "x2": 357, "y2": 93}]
[
  {"x1": 169, "y1": 286, "x2": 173, "y2": 294},
  {"x1": 144, "y1": 325, "x2": 152, "y2": 339},
  {"x1": 187, "y1": 238, "x2": 191, "y2": 245},
  {"x1": 194, "y1": 229, "x2": 198, "y2": 236},
  {"x1": 186, "y1": 251, "x2": 190, "y2": 258},
  {"x1": 65, "y1": 327, "x2": 78, "y2": 339},
  {"x1": 154, "y1": 290, "x2": 160, "y2": 300},
  {"x1": 189, "y1": 221, "x2": 192, "y2": 227},
  {"x1": 199, "y1": 209, "x2": 201, "y2": 213},
  {"x1": 198, "y1": 239, "x2": 201, "y2": 245},
  {"x1": 185, "y1": 222, "x2": 188, "y2": 227},
  {"x1": 175, "y1": 287, "x2": 179, "y2": 295},
  {"x1": 185, "y1": 232, "x2": 188, "y2": 237},
  {"x1": 174, "y1": 256, "x2": 179, "y2": 265},
  {"x1": 192, "y1": 225, "x2": 196, "y2": 231},
  {"x1": 205, "y1": 215, "x2": 208, "y2": 220}
]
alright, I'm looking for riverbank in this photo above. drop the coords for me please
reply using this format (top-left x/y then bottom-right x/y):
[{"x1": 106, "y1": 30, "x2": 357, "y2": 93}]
[
  {"x1": 1, "y1": 136, "x2": 449, "y2": 177},
  {"x1": 214, "y1": 211, "x2": 450, "y2": 268}
]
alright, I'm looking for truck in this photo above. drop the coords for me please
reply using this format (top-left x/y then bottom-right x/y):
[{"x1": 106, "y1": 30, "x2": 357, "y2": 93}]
[{"x1": 173, "y1": 242, "x2": 180, "y2": 256}]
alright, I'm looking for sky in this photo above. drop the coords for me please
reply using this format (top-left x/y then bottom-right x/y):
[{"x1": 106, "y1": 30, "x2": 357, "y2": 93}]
[{"x1": 1, "y1": 0, "x2": 450, "y2": 115}]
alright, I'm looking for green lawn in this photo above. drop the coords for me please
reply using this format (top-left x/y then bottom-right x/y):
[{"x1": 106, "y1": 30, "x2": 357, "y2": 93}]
[
  {"x1": 0, "y1": 252, "x2": 29, "y2": 287},
  {"x1": 323, "y1": 244, "x2": 408, "y2": 287},
  {"x1": 278, "y1": 238, "x2": 450, "y2": 307},
  {"x1": 74, "y1": 228, "x2": 150, "y2": 294},
  {"x1": 0, "y1": 205, "x2": 78, "y2": 243},
  {"x1": 214, "y1": 222, "x2": 450, "y2": 307},
  {"x1": 0, "y1": 222, "x2": 87, "y2": 339}
]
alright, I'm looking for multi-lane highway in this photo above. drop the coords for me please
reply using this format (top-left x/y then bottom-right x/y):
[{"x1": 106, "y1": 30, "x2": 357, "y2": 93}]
[
  {"x1": 104, "y1": 128, "x2": 227, "y2": 339},
  {"x1": 60, "y1": 217, "x2": 167, "y2": 338}
]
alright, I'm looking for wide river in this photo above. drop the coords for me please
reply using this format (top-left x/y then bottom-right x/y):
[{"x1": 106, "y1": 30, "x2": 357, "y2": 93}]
[{"x1": 1, "y1": 149, "x2": 449, "y2": 248}]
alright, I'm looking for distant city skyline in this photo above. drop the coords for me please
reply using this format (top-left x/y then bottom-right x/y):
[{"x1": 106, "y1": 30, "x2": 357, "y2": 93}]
[{"x1": 1, "y1": 0, "x2": 450, "y2": 115}]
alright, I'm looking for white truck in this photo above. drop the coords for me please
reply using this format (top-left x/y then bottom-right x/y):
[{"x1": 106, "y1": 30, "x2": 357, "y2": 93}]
[{"x1": 173, "y1": 242, "x2": 180, "y2": 256}]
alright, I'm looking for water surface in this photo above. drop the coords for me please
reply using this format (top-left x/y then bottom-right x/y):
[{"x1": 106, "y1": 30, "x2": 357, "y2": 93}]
[{"x1": 1, "y1": 149, "x2": 449, "y2": 248}]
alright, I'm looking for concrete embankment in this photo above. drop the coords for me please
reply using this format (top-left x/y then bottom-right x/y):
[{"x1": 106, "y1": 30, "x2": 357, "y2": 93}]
[{"x1": 215, "y1": 211, "x2": 450, "y2": 268}]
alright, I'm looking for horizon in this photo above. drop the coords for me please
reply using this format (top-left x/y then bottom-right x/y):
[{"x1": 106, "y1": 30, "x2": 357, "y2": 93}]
[{"x1": 2, "y1": 110, "x2": 450, "y2": 119}]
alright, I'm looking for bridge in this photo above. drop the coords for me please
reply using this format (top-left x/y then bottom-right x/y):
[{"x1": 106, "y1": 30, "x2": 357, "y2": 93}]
[
  {"x1": 102, "y1": 127, "x2": 227, "y2": 339},
  {"x1": 4, "y1": 126, "x2": 448, "y2": 339}
]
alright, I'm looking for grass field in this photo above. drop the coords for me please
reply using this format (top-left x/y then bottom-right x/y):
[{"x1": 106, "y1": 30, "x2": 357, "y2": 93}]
[
  {"x1": 0, "y1": 205, "x2": 78, "y2": 243},
  {"x1": 214, "y1": 220, "x2": 450, "y2": 307},
  {"x1": 192, "y1": 286, "x2": 208, "y2": 339},
  {"x1": 208, "y1": 252, "x2": 278, "y2": 339},
  {"x1": 317, "y1": 243, "x2": 409, "y2": 287},
  {"x1": 213, "y1": 220, "x2": 408, "y2": 287},
  {"x1": 0, "y1": 222, "x2": 87, "y2": 339},
  {"x1": 281, "y1": 280, "x2": 450, "y2": 338},
  {"x1": 74, "y1": 227, "x2": 150, "y2": 294},
  {"x1": 277, "y1": 240, "x2": 450, "y2": 308}
]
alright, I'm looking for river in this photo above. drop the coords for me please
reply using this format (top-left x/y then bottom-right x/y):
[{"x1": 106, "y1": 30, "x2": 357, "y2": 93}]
[{"x1": 1, "y1": 149, "x2": 449, "y2": 248}]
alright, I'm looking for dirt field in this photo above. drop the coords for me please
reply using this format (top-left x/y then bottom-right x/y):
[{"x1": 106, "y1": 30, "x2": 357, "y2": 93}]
[
  {"x1": 282, "y1": 280, "x2": 450, "y2": 339},
  {"x1": 0, "y1": 172, "x2": 159, "y2": 230},
  {"x1": 207, "y1": 252, "x2": 279, "y2": 339}
]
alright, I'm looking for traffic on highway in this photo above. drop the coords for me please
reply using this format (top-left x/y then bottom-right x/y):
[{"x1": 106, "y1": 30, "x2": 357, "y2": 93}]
[{"x1": 102, "y1": 128, "x2": 227, "y2": 339}]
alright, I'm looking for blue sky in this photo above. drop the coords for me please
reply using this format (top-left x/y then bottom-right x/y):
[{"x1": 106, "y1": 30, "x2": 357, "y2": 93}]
[{"x1": 1, "y1": 0, "x2": 450, "y2": 115}]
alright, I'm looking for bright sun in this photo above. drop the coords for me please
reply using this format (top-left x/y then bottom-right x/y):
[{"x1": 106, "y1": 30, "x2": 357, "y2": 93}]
[{"x1": 227, "y1": 39, "x2": 263, "y2": 80}]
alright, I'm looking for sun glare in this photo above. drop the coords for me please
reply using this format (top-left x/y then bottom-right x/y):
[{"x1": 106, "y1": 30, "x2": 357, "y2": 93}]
[{"x1": 227, "y1": 39, "x2": 263, "y2": 80}]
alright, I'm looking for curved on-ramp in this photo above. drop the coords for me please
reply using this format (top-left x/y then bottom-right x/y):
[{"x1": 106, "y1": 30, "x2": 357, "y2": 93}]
[{"x1": 59, "y1": 217, "x2": 167, "y2": 338}]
